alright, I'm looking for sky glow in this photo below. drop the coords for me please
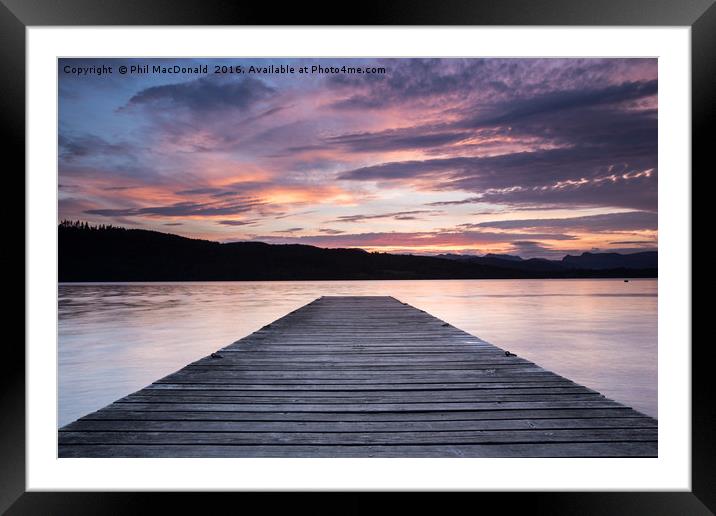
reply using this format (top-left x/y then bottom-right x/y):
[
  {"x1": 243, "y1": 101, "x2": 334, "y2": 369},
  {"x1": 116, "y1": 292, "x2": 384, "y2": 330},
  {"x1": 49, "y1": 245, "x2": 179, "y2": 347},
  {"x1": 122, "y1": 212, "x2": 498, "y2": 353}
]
[{"x1": 58, "y1": 58, "x2": 658, "y2": 258}]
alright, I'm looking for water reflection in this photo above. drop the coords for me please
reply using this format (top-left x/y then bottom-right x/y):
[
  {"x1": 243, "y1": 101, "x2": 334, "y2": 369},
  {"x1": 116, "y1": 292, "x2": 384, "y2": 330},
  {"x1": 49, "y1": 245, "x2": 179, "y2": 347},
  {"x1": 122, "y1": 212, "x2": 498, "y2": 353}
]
[{"x1": 59, "y1": 279, "x2": 657, "y2": 426}]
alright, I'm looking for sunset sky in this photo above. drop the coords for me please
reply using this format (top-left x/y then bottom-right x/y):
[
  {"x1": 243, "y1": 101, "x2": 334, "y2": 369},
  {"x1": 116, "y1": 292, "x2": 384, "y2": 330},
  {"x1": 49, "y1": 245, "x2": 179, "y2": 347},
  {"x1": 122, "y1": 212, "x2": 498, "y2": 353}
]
[{"x1": 58, "y1": 58, "x2": 657, "y2": 258}]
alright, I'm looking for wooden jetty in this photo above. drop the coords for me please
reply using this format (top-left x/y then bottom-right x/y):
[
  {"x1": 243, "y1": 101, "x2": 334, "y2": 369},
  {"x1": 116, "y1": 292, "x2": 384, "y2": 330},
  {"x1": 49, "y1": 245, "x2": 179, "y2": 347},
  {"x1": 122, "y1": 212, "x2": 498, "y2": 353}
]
[{"x1": 59, "y1": 296, "x2": 657, "y2": 457}]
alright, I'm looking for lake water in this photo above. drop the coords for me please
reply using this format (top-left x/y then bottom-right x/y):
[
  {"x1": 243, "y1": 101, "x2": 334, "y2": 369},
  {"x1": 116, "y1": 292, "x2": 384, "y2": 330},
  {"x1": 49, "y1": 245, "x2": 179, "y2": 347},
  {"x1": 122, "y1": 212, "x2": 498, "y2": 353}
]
[{"x1": 58, "y1": 279, "x2": 657, "y2": 427}]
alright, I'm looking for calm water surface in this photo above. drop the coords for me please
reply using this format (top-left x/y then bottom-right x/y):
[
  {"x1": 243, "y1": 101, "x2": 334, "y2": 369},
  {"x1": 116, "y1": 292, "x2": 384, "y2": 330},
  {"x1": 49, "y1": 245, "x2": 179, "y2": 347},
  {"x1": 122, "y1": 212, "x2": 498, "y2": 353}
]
[{"x1": 58, "y1": 279, "x2": 657, "y2": 426}]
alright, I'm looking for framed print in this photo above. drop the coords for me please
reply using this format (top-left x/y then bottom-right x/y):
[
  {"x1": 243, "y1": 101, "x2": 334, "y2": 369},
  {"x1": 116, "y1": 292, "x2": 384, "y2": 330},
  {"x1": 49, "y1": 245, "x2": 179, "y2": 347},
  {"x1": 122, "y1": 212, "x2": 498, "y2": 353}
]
[{"x1": 4, "y1": 0, "x2": 710, "y2": 512}]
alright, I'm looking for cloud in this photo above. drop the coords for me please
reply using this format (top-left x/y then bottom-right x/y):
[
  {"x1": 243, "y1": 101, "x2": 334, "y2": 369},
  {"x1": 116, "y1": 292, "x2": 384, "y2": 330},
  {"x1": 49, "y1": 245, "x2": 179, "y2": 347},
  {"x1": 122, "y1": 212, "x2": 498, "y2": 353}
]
[
  {"x1": 506, "y1": 240, "x2": 572, "y2": 259},
  {"x1": 326, "y1": 59, "x2": 656, "y2": 112},
  {"x1": 338, "y1": 148, "x2": 652, "y2": 185},
  {"x1": 608, "y1": 240, "x2": 656, "y2": 245},
  {"x1": 461, "y1": 80, "x2": 657, "y2": 128},
  {"x1": 252, "y1": 229, "x2": 576, "y2": 248},
  {"x1": 427, "y1": 197, "x2": 483, "y2": 206},
  {"x1": 274, "y1": 210, "x2": 317, "y2": 220},
  {"x1": 58, "y1": 184, "x2": 80, "y2": 192},
  {"x1": 60, "y1": 58, "x2": 658, "y2": 253},
  {"x1": 217, "y1": 219, "x2": 258, "y2": 226},
  {"x1": 325, "y1": 59, "x2": 510, "y2": 110},
  {"x1": 471, "y1": 211, "x2": 657, "y2": 232},
  {"x1": 126, "y1": 75, "x2": 275, "y2": 113},
  {"x1": 85, "y1": 199, "x2": 264, "y2": 218},
  {"x1": 59, "y1": 162, "x2": 162, "y2": 182},
  {"x1": 59, "y1": 134, "x2": 135, "y2": 161},
  {"x1": 338, "y1": 150, "x2": 657, "y2": 211},
  {"x1": 211, "y1": 191, "x2": 241, "y2": 198},
  {"x1": 104, "y1": 186, "x2": 137, "y2": 191},
  {"x1": 327, "y1": 73, "x2": 657, "y2": 211},
  {"x1": 330, "y1": 210, "x2": 442, "y2": 223},
  {"x1": 477, "y1": 170, "x2": 656, "y2": 211},
  {"x1": 325, "y1": 128, "x2": 471, "y2": 153},
  {"x1": 176, "y1": 187, "x2": 226, "y2": 196},
  {"x1": 322, "y1": 77, "x2": 657, "y2": 156}
]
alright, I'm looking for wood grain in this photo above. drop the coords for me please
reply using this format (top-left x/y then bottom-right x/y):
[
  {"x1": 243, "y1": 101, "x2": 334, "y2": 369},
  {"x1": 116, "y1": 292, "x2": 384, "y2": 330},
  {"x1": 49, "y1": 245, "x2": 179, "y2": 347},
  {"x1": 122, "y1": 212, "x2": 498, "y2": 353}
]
[{"x1": 59, "y1": 296, "x2": 657, "y2": 457}]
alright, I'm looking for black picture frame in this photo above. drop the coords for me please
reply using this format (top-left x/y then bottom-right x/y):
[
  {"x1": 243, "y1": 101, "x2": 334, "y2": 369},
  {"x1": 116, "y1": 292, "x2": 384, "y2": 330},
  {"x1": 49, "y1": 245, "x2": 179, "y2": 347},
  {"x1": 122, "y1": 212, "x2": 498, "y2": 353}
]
[{"x1": 3, "y1": 0, "x2": 709, "y2": 513}]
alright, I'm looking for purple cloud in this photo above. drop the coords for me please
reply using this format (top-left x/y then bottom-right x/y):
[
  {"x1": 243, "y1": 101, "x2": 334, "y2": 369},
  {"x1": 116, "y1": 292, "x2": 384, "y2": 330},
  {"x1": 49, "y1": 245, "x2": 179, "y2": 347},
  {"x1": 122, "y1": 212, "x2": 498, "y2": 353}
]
[
  {"x1": 126, "y1": 75, "x2": 274, "y2": 113},
  {"x1": 471, "y1": 211, "x2": 657, "y2": 232}
]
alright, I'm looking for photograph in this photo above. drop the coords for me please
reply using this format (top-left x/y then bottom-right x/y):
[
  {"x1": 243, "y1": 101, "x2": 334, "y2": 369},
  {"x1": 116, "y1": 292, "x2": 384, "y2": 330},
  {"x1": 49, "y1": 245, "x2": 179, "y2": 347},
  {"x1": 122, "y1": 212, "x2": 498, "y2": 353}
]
[
  {"x1": 57, "y1": 57, "x2": 659, "y2": 458},
  {"x1": 4, "y1": 0, "x2": 706, "y2": 507}
]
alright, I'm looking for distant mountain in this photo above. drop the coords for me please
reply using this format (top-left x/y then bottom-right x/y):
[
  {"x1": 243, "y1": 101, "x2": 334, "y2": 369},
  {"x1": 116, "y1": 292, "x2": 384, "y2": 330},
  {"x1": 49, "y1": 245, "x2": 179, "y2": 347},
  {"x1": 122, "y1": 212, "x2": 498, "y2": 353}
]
[
  {"x1": 561, "y1": 251, "x2": 657, "y2": 270},
  {"x1": 438, "y1": 250, "x2": 657, "y2": 272},
  {"x1": 58, "y1": 222, "x2": 657, "y2": 281},
  {"x1": 484, "y1": 253, "x2": 523, "y2": 262},
  {"x1": 437, "y1": 254, "x2": 564, "y2": 272}
]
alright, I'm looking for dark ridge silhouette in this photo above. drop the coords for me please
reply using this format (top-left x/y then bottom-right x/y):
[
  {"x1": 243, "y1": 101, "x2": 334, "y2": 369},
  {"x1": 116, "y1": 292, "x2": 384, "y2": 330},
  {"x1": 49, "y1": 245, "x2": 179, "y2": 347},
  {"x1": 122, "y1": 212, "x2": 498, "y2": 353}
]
[
  {"x1": 562, "y1": 251, "x2": 657, "y2": 270},
  {"x1": 437, "y1": 253, "x2": 566, "y2": 272},
  {"x1": 58, "y1": 221, "x2": 657, "y2": 282},
  {"x1": 437, "y1": 250, "x2": 657, "y2": 272},
  {"x1": 484, "y1": 253, "x2": 524, "y2": 262}
]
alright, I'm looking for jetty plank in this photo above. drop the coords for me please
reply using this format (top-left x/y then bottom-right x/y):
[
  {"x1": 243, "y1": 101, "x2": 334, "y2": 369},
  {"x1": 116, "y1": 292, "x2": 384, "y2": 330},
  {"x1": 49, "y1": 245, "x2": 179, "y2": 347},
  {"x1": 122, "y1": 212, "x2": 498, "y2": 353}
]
[{"x1": 59, "y1": 296, "x2": 657, "y2": 457}]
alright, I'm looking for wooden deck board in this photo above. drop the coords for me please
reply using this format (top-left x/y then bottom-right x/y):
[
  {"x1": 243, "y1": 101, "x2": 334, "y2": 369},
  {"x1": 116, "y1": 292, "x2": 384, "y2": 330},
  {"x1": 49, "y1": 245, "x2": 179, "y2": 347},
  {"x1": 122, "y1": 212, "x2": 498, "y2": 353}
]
[{"x1": 59, "y1": 296, "x2": 657, "y2": 457}]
